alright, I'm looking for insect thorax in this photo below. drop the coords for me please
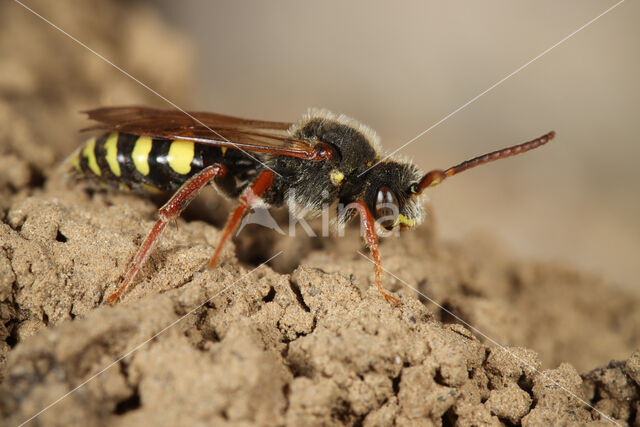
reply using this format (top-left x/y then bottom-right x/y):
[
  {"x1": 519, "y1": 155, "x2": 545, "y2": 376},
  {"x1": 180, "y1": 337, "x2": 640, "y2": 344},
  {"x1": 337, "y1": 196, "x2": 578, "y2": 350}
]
[{"x1": 263, "y1": 110, "x2": 382, "y2": 215}]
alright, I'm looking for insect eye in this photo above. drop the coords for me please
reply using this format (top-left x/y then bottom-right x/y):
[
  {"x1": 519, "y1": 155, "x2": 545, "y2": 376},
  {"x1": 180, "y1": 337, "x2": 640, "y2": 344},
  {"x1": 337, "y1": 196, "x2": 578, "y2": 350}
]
[{"x1": 375, "y1": 186, "x2": 398, "y2": 230}]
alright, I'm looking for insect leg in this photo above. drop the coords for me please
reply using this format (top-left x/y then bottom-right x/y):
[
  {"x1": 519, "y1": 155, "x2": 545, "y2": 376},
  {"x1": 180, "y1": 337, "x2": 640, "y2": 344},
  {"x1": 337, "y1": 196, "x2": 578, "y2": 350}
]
[
  {"x1": 106, "y1": 163, "x2": 228, "y2": 304},
  {"x1": 346, "y1": 200, "x2": 399, "y2": 306},
  {"x1": 209, "y1": 170, "x2": 275, "y2": 268}
]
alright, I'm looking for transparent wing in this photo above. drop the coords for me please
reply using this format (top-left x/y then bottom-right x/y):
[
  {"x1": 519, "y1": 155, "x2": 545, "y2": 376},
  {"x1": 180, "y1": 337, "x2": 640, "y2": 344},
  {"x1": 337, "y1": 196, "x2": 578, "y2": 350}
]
[{"x1": 82, "y1": 106, "x2": 320, "y2": 159}]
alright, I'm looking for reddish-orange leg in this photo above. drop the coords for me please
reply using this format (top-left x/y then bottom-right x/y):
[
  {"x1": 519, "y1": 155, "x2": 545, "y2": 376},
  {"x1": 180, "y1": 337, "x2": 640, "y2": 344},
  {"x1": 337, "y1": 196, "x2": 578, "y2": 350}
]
[
  {"x1": 106, "y1": 164, "x2": 227, "y2": 303},
  {"x1": 347, "y1": 200, "x2": 399, "y2": 306},
  {"x1": 209, "y1": 169, "x2": 275, "y2": 268}
]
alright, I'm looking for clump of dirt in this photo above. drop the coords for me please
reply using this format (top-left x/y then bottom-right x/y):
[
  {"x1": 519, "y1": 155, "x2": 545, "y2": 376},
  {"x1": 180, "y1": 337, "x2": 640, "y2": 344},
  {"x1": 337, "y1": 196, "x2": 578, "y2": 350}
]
[{"x1": 1, "y1": 1, "x2": 639, "y2": 425}]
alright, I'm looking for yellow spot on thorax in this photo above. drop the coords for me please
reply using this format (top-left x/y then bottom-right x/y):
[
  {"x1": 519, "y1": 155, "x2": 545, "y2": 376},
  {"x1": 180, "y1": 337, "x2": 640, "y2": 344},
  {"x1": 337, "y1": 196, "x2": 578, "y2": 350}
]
[
  {"x1": 104, "y1": 133, "x2": 120, "y2": 176},
  {"x1": 167, "y1": 140, "x2": 195, "y2": 175},
  {"x1": 220, "y1": 146, "x2": 228, "y2": 156},
  {"x1": 82, "y1": 138, "x2": 101, "y2": 176},
  {"x1": 132, "y1": 136, "x2": 152, "y2": 175},
  {"x1": 330, "y1": 169, "x2": 344, "y2": 186}
]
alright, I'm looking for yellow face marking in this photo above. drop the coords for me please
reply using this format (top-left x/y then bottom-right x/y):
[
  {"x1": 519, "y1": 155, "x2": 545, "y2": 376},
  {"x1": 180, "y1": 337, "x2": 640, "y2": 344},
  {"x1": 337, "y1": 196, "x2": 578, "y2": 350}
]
[
  {"x1": 70, "y1": 149, "x2": 81, "y2": 172},
  {"x1": 141, "y1": 183, "x2": 164, "y2": 194},
  {"x1": 167, "y1": 139, "x2": 195, "y2": 175},
  {"x1": 82, "y1": 138, "x2": 101, "y2": 176},
  {"x1": 393, "y1": 214, "x2": 419, "y2": 228},
  {"x1": 220, "y1": 146, "x2": 228, "y2": 156},
  {"x1": 104, "y1": 133, "x2": 121, "y2": 176},
  {"x1": 132, "y1": 136, "x2": 152, "y2": 176},
  {"x1": 330, "y1": 170, "x2": 344, "y2": 186}
]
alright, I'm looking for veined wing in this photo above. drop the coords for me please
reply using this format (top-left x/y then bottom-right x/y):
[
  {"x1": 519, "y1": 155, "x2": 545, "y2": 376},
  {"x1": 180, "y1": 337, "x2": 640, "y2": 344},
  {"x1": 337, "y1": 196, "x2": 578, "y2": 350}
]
[{"x1": 82, "y1": 106, "x2": 326, "y2": 161}]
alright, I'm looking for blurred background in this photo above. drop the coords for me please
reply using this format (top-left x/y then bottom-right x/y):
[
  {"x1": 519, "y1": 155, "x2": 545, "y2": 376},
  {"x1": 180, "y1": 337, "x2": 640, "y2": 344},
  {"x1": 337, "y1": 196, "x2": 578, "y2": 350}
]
[
  {"x1": 4, "y1": 0, "x2": 638, "y2": 289},
  {"x1": 155, "y1": 0, "x2": 639, "y2": 289}
]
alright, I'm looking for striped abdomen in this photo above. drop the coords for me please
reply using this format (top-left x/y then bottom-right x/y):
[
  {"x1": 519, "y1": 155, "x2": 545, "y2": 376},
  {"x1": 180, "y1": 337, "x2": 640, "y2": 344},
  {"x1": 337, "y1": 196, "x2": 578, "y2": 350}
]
[{"x1": 71, "y1": 132, "x2": 257, "y2": 194}]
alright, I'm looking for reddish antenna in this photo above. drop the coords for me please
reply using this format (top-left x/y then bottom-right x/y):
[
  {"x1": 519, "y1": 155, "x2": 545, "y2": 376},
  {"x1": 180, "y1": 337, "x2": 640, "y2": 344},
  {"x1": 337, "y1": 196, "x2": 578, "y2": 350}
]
[{"x1": 415, "y1": 131, "x2": 555, "y2": 193}]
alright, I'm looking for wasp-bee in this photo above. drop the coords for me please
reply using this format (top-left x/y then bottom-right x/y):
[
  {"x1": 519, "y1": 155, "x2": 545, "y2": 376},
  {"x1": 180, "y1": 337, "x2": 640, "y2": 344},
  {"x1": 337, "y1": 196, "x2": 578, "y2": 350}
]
[{"x1": 71, "y1": 106, "x2": 554, "y2": 304}]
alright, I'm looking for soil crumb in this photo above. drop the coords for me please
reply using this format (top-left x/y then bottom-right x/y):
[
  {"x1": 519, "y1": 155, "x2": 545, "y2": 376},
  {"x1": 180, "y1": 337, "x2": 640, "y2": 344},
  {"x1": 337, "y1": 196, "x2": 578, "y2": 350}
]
[{"x1": 1, "y1": 1, "x2": 639, "y2": 426}]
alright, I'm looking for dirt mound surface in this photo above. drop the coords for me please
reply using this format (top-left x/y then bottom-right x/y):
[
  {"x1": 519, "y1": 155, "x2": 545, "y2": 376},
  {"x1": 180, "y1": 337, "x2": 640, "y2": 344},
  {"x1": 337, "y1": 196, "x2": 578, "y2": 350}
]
[{"x1": 1, "y1": 187, "x2": 639, "y2": 425}]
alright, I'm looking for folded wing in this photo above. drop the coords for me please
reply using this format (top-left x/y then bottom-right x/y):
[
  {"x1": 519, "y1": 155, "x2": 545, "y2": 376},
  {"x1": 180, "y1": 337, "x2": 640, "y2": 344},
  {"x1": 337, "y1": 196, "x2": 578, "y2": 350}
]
[{"x1": 83, "y1": 106, "x2": 321, "y2": 160}]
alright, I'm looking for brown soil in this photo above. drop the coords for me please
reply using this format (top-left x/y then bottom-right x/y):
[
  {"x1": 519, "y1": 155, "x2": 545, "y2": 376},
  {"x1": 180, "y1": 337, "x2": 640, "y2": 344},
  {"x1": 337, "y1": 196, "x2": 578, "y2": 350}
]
[{"x1": 1, "y1": 1, "x2": 639, "y2": 425}]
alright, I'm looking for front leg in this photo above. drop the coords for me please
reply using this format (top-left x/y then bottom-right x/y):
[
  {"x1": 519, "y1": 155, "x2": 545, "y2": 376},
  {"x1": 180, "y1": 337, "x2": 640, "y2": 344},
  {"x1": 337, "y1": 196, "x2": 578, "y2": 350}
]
[{"x1": 346, "y1": 200, "x2": 399, "y2": 306}]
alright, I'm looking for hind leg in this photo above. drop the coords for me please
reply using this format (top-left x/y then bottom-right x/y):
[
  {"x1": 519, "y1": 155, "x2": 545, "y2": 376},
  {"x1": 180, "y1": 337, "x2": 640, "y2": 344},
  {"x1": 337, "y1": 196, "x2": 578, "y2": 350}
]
[{"x1": 106, "y1": 164, "x2": 227, "y2": 303}]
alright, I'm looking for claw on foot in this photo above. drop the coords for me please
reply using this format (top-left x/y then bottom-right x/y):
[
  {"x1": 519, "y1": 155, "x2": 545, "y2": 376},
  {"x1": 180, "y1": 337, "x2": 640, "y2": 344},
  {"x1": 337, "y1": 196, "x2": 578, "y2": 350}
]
[{"x1": 381, "y1": 291, "x2": 399, "y2": 306}]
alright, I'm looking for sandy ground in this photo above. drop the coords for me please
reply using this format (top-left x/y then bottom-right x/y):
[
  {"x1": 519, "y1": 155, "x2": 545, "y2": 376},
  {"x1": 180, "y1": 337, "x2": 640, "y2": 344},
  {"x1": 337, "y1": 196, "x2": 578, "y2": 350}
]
[{"x1": 1, "y1": 1, "x2": 639, "y2": 425}]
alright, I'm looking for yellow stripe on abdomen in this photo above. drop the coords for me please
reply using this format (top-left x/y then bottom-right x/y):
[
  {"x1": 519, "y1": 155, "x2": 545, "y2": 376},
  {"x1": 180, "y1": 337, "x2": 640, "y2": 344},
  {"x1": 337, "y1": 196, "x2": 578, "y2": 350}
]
[
  {"x1": 82, "y1": 138, "x2": 101, "y2": 176},
  {"x1": 141, "y1": 183, "x2": 164, "y2": 194},
  {"x1": 70, "y1": 149, "x2": 82, "y2": 172},
  {"x1": 167, "y1": 140, "x2": 195, "y2": 175},
  {"x1": 104, "y1": 133, "x2": 121, "y2": 176},
  {"x1": 132, "y1": 136, "x2": 152, "y2": 176}
]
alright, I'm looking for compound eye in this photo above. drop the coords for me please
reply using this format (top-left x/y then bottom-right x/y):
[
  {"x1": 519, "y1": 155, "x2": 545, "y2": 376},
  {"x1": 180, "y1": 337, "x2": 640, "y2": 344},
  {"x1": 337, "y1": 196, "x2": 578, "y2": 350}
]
[{"x1": 375, "y1": 186, "x2": 398, "y2": 229}]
